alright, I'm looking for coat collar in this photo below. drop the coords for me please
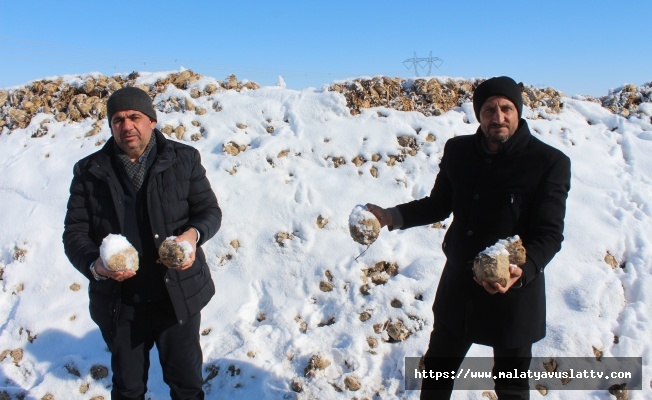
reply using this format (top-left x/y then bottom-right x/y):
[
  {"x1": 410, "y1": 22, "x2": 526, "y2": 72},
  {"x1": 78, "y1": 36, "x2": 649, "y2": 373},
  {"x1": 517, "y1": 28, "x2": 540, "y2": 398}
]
[
  {"x1": 91, "y1": 129, "x2": 172, "y2": 168},
  {"x1": 148, "y1": 129, "x2": 175, "y2": 173}
]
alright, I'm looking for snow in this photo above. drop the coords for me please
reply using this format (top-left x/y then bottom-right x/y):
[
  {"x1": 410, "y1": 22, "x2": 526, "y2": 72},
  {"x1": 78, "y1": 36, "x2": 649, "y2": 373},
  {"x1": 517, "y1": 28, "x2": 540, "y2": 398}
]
[
  {"x1": 479, "y1": 243, "x2": 510, "y2": 258},
  {"x1": 0, "y1": 71, "x2": 650, "y2": 399}
]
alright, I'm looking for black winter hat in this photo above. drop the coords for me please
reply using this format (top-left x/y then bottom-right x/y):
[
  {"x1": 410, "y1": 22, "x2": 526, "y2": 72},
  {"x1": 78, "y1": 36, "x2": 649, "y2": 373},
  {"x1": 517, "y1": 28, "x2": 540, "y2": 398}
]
[
  {"x1": 106, "y1": 87, "x2": 157, "y2": 126},
  {"x1": 473, "y1": 76, "x2": 523, "y2": 121}
]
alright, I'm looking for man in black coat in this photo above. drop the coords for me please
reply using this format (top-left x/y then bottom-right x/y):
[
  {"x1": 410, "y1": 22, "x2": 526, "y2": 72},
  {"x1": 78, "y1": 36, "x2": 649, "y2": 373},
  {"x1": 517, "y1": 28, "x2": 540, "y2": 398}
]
[
  {"x1": 63, "y1": 87, "x2": 222, "y2": 400},
  {"x1": 367, "y1": 77, "x2": 571, "y2": 399}
]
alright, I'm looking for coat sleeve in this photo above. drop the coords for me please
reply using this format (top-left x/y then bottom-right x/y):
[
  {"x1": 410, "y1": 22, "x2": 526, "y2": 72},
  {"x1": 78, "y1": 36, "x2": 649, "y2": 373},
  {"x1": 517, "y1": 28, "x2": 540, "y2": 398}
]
[
  {"x1": 520, "y1": 153, "x2": 571, "y2": 286},
  {"x1": 62, "y1": 162, "x2": 100, "y2": 281},
  {"x1": 181, "y1": 149, "x2": 222, "y2": 246},
  {"x1": 395, "y1": 141, "x2": 454, "y2": 229}
]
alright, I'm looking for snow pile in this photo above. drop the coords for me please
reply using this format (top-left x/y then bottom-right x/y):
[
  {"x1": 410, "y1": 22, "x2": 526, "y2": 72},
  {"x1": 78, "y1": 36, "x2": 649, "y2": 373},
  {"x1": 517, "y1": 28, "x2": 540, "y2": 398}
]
[{"x1": 600, "y1": 82, "x2": 652, "y2": 117}]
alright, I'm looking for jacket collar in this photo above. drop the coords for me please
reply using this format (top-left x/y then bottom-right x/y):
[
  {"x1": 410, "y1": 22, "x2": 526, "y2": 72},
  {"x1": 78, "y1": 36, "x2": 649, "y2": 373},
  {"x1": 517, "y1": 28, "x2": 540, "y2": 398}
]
[
  {"x1": 87, "y1": 128, "x2": 175, "y2": 180},
  {"x1": 149, "y1": 129, "x2": 175, "y2": 173},
  {"x1": 474, "y1": 119, "x2": 531, "y2": 157}
]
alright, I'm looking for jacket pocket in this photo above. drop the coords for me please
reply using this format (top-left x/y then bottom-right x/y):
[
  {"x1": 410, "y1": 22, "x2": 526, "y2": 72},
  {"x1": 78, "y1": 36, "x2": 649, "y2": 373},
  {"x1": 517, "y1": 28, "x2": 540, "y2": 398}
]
[{"x1": 88, "y1": 279, "x2": 120, "y2": 321}]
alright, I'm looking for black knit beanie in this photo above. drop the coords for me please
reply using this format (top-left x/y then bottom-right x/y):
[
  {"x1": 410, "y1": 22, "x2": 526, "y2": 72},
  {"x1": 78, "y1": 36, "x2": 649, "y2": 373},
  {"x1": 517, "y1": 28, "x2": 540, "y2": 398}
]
[
  {"x1": 473, "y1": 76, "x2": 523, "y2": 120},
  {"x1": 106, "y1": 87, "x2": 157, "y2": 126}
]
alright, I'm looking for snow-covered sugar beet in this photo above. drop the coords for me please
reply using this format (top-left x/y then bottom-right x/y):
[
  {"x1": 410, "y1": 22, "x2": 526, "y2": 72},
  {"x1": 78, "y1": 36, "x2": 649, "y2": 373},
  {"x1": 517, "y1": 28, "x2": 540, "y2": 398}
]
[
  {"x1": 348, "y1": 205, "x2": 381, "y2": 245},
  {"x1": 501, "y1": 235, "x2": 527, "y2": 265},
  {"x1": 472, "y1": 236, "x2": 527, "y2": 287},
  {"x1": 158, "y1": 236, "x2": 193, "y2": 268},
  {"x1": 100, "y1": 234, "x2": 139, "y2": 272},
  {"x1": 473, "y1": 244, "x2": 510, "y2": 287}
]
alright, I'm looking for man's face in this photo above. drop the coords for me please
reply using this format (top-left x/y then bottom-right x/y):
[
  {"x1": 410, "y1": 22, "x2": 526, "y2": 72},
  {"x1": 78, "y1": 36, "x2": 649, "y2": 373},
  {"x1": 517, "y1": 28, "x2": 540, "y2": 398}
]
[
  {"x1": 110, "y1": 110, "x2": 156, "y2": 160},
  {"x1": 479, "y1": 96, "x2": 519, "y2": 149}
]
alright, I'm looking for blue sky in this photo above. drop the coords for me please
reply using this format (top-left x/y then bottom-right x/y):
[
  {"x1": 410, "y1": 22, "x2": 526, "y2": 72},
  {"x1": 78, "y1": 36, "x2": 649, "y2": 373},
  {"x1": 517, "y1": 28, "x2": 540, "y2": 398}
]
[{"x1": 2, "y1": 0, "x2": 650, "y2": 96}]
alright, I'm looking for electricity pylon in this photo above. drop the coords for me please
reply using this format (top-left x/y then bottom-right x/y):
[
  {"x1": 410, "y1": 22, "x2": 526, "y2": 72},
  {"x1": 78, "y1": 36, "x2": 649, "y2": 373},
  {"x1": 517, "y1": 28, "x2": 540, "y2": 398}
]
[{"x1": 403, "y1": 52, "x2": 444, "y2": 77}]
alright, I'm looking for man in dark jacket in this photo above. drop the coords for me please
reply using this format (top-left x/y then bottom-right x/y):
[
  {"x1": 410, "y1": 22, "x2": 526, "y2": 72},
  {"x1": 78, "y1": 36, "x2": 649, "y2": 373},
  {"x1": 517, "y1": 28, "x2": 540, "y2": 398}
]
[
  {"x1": 367, "y1": 77, "x2": 571, "y2": 399},
  {"x1": 63, "y1": 87, "x2": 222, "y2": 400}
]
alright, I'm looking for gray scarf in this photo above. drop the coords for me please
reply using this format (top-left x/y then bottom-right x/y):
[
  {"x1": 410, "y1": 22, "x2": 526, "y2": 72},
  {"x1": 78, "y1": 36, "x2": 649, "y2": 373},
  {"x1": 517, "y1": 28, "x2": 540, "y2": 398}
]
[{"x1": 115, "y1": 133, "x2": 157, "y2": 191}]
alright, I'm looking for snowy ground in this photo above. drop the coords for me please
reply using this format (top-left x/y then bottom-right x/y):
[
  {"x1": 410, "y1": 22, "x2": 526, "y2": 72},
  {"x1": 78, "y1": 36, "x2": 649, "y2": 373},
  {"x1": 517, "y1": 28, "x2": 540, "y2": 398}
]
[{"x1": 0, "y1": 72, "x2": 651, "y2": 399}]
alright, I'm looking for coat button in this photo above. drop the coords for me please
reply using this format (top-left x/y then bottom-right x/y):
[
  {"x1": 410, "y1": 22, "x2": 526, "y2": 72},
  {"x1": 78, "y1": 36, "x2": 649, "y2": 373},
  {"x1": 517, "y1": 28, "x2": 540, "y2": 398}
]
[
  {"x1": 165, "y1": 278, "x2": 170, "y2": 283},
  {"x1": 472, "y1": 193, "x2": 480, "y2": 200},
  {"x1": 154, "y1": 234, "x2": 159, "y2": 239},
  {"x1": 466, "y1": 230, "x2": 474, "y2": 236}
]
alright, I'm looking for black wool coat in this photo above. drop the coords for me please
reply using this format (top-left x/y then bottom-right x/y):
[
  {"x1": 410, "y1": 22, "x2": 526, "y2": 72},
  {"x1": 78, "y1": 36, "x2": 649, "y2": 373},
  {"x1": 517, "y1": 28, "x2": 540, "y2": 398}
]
[
  {"x1": 63, "y1": 129, "x2": 222, "y2": 329},
  {"x1": 396, "y1": 120, "x2": 571, "y2": 348}
]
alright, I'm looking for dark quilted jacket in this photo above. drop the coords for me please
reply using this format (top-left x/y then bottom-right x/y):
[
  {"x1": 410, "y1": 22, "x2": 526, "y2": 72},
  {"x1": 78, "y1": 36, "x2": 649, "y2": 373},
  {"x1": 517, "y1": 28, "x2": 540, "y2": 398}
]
[
  {"x1": 63, "y1": 129, "x2": 221, "y2": 327},
  {"x1": 396, "y1": 120, "x2": 571, "y2": 347}
]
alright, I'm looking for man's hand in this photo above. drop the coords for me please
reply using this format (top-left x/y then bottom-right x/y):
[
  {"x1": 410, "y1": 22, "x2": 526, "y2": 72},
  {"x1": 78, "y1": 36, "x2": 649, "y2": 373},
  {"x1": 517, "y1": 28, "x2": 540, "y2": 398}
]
[
  {"x1": 474, "y1": 265, "x2": 523, "y2": 294},
  {"x1": 173, "y1": 229, "x2": 197, "y2": 271},
  {"x1": 94, "y1": 257, "x2": 136, "y2": 282},
  {"x1": 365, "y1": 203, "x2": 393, "y2": 228}
]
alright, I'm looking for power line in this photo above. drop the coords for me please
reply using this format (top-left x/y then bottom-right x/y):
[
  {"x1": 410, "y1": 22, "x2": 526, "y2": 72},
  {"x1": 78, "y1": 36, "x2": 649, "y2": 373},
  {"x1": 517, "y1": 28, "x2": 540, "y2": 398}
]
[{"x1": 402, "y1": 52, "x2": 443, "y2": 77}]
